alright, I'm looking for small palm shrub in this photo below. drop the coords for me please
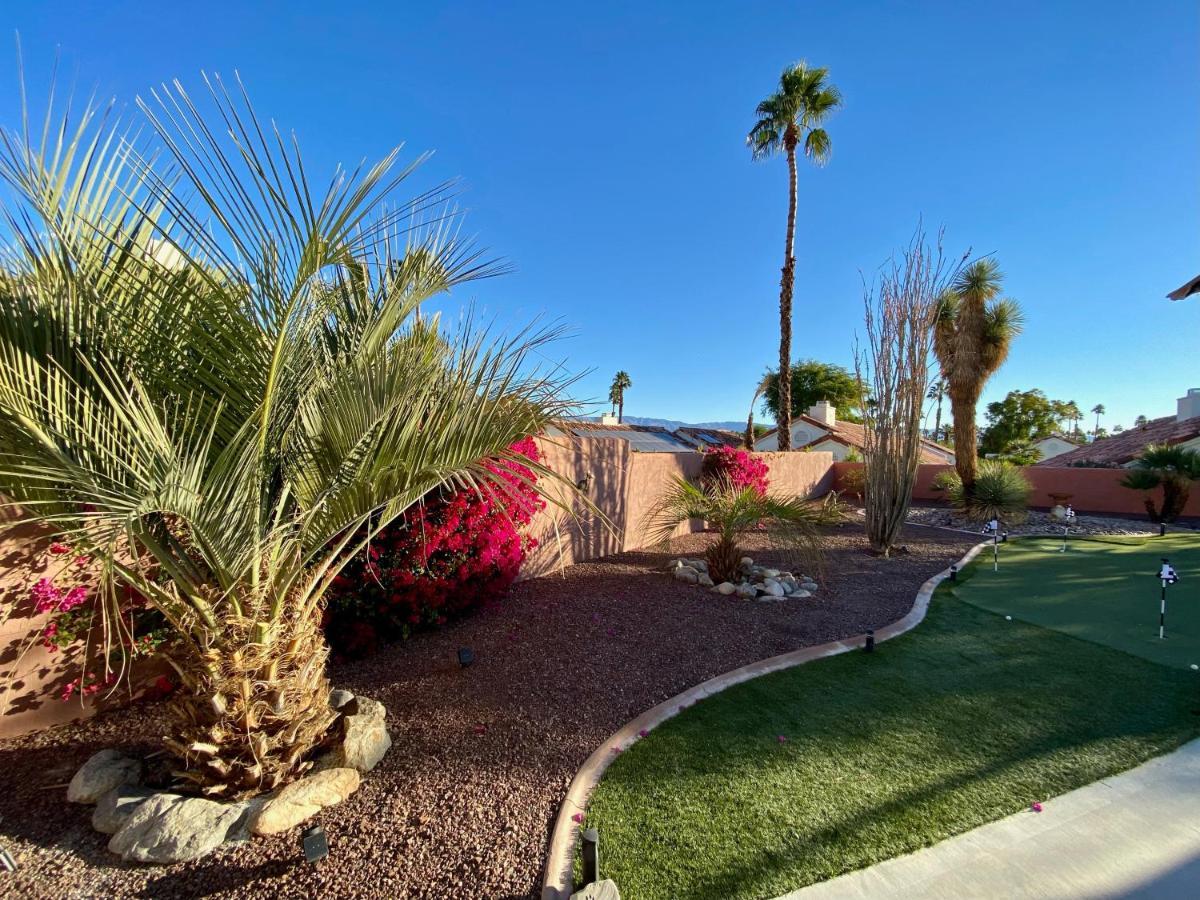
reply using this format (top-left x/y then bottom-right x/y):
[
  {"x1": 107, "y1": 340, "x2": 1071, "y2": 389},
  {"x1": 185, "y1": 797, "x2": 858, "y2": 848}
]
[
  {"x1": 1120, "y1": 444, "x2": 1200, "y2": 523},
  {"x1": 701, "y1": 446, "x2": 769, "y2": 496},
  {"x1": 649, "y1": 476, "x2": 824, "y2": 583},
  {"x1": 932, "y1": 460, "x2": 1031, "y2": 523}
]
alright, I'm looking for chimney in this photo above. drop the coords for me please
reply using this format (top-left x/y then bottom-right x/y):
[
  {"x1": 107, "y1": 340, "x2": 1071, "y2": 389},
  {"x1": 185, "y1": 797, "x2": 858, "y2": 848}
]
[
  {"x1": 598, "y1": 413, "x2": 620, "y2": 425},
  {"x1": 1177, "y1": 389, "x2": 1200, "y2": 423},
  {"x1": 808, "y1": 401, "x2": 836, "y2": 426}
]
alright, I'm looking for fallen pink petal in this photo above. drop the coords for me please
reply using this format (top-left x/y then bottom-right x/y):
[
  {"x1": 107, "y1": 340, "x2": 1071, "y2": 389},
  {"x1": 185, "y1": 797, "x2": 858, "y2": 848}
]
[
  {"x1": 570, "y1": 813, "x2": 584, "y2": 824},
  {"x1": 1031, "y1": 802, "x2": 1043, "y2": 813},
  {"x1": 638, "y1": 729, "x2": 649, "y2": 738},
  {"x1": 777, "y1": 735, "x2": 788, "y2": 743}
]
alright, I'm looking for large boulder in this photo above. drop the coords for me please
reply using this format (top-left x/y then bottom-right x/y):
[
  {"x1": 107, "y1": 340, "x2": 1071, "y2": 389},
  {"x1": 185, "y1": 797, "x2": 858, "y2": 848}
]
[
  {"x1": 108, "y1": 793, "x2": 244, "y2": 863},
  {"x1": 92, "y1": 787, "x2": 156, "y2": 835},
  {"x1": 325, "y1": 697, "x2": 392, "y2": 773},
  {"x1": 67, "y1": 749, "x2": 142, "y2": 804},
  {"x1": 251, "y1": 767, "x2": 360, "y2": 835}
]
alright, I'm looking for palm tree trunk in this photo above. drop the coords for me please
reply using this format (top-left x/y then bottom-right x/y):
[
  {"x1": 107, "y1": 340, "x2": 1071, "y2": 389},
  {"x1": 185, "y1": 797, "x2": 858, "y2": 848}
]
[
  {"x1": 777, "y1": 141, "x2": 798, "y2": 451},
  {"x1": 618, "y1": 393, "x2": 624, "y2": 424},
  {"x1": 933, "y1": 396, "x2": 942, "y2": 443},
  {"x1": 950, "y1": 390, "x2": 981, "y2": 492},
  {"x1": 744, "y1": 406, "x2": 756, "y2": 450},
  {"x1": 165, "y1": 604, "x2": 337, "y2": 799}
]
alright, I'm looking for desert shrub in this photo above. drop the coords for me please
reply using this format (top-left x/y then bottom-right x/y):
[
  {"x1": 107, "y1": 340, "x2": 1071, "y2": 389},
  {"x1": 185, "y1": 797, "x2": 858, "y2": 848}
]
[
  {"x1": 932, "y1": 460, "x2": 1031, "y2": 523},
  {"x1": 701, "y1": 446, "x2": 769, "y2": 496},
  {"x1": 839, "y1": 465, "x2": 866, "y2": 499},
  {"x1": 1120, "y1": 444, "x2": 1200, "y2": 523},
  {"x1": 325, "y1": 438, "x2": 545, "y2": 656}
]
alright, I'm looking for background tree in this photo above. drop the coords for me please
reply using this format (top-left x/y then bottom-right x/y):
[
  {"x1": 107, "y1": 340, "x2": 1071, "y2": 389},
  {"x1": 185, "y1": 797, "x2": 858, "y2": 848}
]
[
  {"x1": 748, "y1": 62, "x2": 841, "y2": 450},
  {"x1": 609, "y1": 370, "x2": 632, "y2": 423},
  {"x1": 933, "y1": 259, "x2": 1024, "y2": 495},
  {"x1": 1059, "y1": 400, "x2": 1083, "y2": 439},
  {"x1": 1135, "y1": 414, "x2": 1149, "y2": 428},
  {"x1": 760, "y1": 359, "x2": 860, "y2": 422},
  {"x1": 926, "y1": 378, "x2": 947, "y2": 442},
  {"x1": 744, "y1": 373, "x2": 771, "y2": 449},
  {"x1": 979, "y1": 389, "x2": 1065, "y2": 457},
  {"x1": 0, "y1": 76, "x2": 575, "y2": 797},
  {"x1": 1091, "y1": 403, "x2": 1106, "y2": 439},
  {"x1": 855, "y1": 230, "x2": 956, "y2": 555}
]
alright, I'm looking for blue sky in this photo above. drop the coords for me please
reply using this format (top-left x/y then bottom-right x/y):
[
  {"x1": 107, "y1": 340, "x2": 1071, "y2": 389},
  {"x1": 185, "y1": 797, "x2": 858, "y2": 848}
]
[{"x1": 3, "y1": 1, "x2": 1197, "y2": 430}]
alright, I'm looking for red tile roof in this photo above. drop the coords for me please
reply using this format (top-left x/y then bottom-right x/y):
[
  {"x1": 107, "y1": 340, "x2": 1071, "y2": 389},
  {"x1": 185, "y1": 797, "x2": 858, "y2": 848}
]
[{"x1": 1033, "y1": 415, "x2": 1200, "y2": 467}]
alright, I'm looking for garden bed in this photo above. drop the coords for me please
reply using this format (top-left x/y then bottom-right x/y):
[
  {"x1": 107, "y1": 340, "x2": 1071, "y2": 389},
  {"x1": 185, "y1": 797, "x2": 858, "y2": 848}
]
[{"x1": 0, "y1": 524, "x2": 973, "y2": 900}]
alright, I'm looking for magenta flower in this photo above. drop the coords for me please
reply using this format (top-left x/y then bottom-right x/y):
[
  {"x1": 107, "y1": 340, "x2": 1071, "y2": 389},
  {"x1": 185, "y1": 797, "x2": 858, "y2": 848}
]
[
  {"x1": 571, "y1": 812, "x2": 584, "y2": 824},
  {"x1": 777, "y1": 735, "x2": 788, "y2": 743},
  {"x1": 1031, "y1": 802, "x2": 1043, "y2": 813},
  {"x1": 638, "y1": 729, "x2": 649, "y2": 738}
]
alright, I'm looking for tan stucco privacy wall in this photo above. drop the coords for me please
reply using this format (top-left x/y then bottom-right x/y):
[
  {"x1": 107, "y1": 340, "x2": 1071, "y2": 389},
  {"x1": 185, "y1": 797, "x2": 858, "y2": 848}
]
[{"x1": 522, "y1": 438, "x2": 836, "y2": 576}]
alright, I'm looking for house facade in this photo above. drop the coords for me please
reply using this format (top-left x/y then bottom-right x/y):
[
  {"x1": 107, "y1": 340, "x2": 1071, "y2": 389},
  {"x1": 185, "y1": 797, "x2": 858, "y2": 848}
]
[
  {"x1": 1035, "y1": 388, "x2": 1200, "y2": 467},
  {"x1": 1030, "y1": 434, "x2": 1081, "y2": 462},
  {"x1": 753, "y1": 402, "x2": 955, "y2": 464}
]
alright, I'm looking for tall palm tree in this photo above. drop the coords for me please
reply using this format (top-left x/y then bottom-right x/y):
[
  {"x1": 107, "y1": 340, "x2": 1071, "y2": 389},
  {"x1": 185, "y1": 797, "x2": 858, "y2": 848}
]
[
  {"x1": 1091, "y1": 403, "x2": 1106, "y2": 439},
  {"x1": 926, "y1": 378, "x2": 947, "y2": 442},
  {"x1": 933, "y1": 259, "x2": 1023, "y2": 495},
  {"x1": 744, "y1": 373, "x2": 772, "y2": 449},
  {"x1": 0, "y1": 76, "x2": 575, "y2": 798},
  {"x1": 609, "y1": 371, "x2": 632, "y2": 423},
  {"x1": 1062, "y1": 400, "x2": 1083, "y2": 439},
  {"x1": 748, "y1": 62, "x2": 841, "y2": 451}
]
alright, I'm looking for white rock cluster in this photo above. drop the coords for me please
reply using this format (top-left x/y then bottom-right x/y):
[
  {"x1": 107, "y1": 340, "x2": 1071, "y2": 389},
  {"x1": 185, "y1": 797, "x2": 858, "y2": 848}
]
[
  {"x1": 67, "y1": 688, "x2": 391, "y2": 864},
  {"x1": 669, "y1": 556, "x2": 819, "y2": 602}
]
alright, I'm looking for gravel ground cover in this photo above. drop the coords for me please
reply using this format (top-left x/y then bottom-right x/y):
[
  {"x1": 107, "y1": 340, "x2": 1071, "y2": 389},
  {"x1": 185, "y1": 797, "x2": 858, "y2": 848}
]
[{"x1": 0, "y1": 524, "x2": 973, "y2": 900}]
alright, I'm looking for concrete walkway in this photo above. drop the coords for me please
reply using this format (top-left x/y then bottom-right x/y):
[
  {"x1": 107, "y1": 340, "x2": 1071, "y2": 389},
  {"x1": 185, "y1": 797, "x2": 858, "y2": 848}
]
[{"x1": 782, "y1": 739, "x2": 1200, "y2": 900}]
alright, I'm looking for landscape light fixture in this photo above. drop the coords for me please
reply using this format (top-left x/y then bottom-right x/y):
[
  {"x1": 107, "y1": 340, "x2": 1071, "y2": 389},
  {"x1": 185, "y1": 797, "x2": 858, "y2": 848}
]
[
  {"x1": 301, "y1": 824, "x2": 329, "y2": 864},
  {"x1": 580, "y1": 827, "x2": 600, "y2": 886},
  {"x1": 864, "y1": 630, "x2": 875, "y2": 653},
  {"x1": 1157, "y1": 558, "x2": 1180, "y2": 640},
  {"x1": 1160, "y1": 522, "x2": 1168, "y2": 537},
  {"x1": 457, "y1": 647, "x2": 475, "y2": 668},
  {"x1": 949, "y1": 565, "x2": 958, "y2": 582}
]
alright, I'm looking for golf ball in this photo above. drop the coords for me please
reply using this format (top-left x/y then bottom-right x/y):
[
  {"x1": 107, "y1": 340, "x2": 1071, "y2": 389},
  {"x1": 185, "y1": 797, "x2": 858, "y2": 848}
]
[
  {"x1": 1191, "y1": 664, "x2": 1198, "y2": 671},
  {"x1": 1005, "y1": 615, "x2": 1012, "y2": 621}
]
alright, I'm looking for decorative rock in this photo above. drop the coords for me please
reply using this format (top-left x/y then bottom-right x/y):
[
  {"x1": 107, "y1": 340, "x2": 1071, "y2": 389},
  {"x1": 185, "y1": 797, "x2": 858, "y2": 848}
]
[
  {"x1": 68, "y1": 749, "x2": 142, "y2": 804},
  {"x1": 716, "y1": 582, "x2": 736, "y2": 595},
  {"x1": 93, "y1": 787, "x2": 156, "y2": 835},
  {"x1": 697, "y1": 574, "x2": 714, "y2": 588},
  {"x1": 735, "y1": 584, "x2": 757, "y2": 599},
  {"x1": 763, "y1": 568, "x2": 781, "y2": 578},
  {"x1": 329, "y1": 688, "x2": 355, "y2": 710},
  {"x1": 792, "y1": 590, "x2": 813, "y2": 599},
  {"x1": 739, "y1": 556, "x2": 753, "y2": 569},
  {"x1": 108, "y1": 793, "x2": 244, "y2": 863},
  {"x1": 224, "y1": 796, "x2": 268, "y2": 843},
  {"x1": 572, "y1": 878, "x2": 621, "y2": 900},
  {"x1": 762, "y1": 579, "x2": 785, "y2": 598},
  {"x1": 674, "y1": 568, "x2": 699, "y2": 584},
  {"x1": 339, "y1": 697, "x2": 392, "y2": 772},
  {"x1": 252, "y1": 767, "x2": 360, "y2": 835}
]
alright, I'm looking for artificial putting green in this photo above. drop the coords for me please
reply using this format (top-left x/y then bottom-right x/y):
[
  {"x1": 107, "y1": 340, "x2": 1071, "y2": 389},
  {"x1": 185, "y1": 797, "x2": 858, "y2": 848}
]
[
  {"x1": 583, "y1": 584, "x2": 1200, "y2": 900},
  {"x1": 956, "y1": 533, "x2": 1200, "y2": 669}
]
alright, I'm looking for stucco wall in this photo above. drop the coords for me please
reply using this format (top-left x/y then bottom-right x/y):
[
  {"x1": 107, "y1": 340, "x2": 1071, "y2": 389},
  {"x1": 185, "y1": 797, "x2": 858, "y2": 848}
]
[{"x1": 832, "y1": 462, "x2": 1200, "y2": 519}]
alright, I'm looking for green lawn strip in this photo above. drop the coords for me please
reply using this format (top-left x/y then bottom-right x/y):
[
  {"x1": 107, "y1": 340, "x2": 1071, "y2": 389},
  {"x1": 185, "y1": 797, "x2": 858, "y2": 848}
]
[
  {"x1": 583, "y1": 588, "x2": 1200, "y2": 900},
  {"x1": 955, "y1": 534, "x2": 1200, "y2": 668}
]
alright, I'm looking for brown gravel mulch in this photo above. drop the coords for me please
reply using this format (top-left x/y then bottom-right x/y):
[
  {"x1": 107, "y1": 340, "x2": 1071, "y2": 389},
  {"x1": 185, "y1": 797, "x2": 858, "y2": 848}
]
[{"x1": 0, "y1": 525, "x2": 974, "y2": 900}]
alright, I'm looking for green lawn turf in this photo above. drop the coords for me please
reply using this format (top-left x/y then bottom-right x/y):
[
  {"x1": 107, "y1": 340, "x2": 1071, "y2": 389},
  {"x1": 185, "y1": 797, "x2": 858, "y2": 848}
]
[
  {"x1": 957, "y1": 534, "x2": 1200, "y2": 669},
  {"x1": 583, "y1": 587, "x2": 1200, "y2": 900}
]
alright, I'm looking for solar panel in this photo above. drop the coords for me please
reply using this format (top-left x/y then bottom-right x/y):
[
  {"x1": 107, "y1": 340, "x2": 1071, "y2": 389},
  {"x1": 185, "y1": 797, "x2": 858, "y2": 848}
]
[{"x1": 582, "y1": 428, "x2": 691, "y2": 452}]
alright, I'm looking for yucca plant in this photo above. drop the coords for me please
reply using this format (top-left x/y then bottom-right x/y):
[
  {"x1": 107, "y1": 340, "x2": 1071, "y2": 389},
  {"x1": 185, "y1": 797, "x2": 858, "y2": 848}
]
[
  {"x1": 0, "y1": 75, "x2": 576, "y2": 798},
  {"x1": 1120, "y1": 444, "x2": 1200, "y2": 523},
  {"x1": 932, "y1": 460, "x2": 1031, "y2": 524},
  {"x1": 647, "y1": 477, "x2": 825, "y2": 583}
]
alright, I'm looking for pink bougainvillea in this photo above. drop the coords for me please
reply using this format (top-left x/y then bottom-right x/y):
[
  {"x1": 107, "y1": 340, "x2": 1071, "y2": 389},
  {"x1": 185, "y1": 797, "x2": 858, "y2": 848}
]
[
  {"x1": 325, "y1": 437, "x2": 546, "y2": 656},
  {"x1": 701, "y1": 445, "x2": 770, "y2": 497}
]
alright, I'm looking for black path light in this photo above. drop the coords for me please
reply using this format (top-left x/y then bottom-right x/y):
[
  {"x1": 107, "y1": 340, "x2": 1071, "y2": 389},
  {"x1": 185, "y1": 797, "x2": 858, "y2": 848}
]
[
  {"x1": 1157, "y1": 558, "x2": 1180, "y2": 640},
  {"x1": 864, "y1": 630, "x2": 875, "y2": 653},
  {"x1": 580, "y1": 827, "x2": 600, "y2": 886},
  {"x1": 301, "y1": 824, "x2": 329, "y2": 863}
]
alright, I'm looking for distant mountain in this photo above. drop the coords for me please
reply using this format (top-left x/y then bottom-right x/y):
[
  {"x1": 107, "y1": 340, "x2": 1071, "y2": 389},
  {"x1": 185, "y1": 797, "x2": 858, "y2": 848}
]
[{"x1": 618, "y1": 416, "x2": 746, "y2": 432}]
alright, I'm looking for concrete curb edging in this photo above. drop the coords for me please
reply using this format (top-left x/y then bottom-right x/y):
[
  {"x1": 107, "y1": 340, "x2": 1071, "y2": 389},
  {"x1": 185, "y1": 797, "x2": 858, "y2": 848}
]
[{"x1": 540, "y1": 540, "x2": 990, "y2": 900}]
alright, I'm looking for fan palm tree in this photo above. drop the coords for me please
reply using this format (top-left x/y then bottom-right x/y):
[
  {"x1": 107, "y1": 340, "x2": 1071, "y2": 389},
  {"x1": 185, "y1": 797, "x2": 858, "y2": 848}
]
[
  {"x1": 0, "y1": 76, "x2": 575, "y2": 798},
  {"x1": 609, "y1": 370, "x2": 632, "y2": 423},
  {"x1": 926, "y1": 378, "x2": 947, "y2": 442},
  {"x1": 748, "y1": 62, "x2": 841, "y2": 451},
  {"x1": 933, "y1": 259, "x2": 1023, "y2": 495},
  {"x1": 647, "y1": 476, "x2": 824, "y2": 583},
  {"x1": 1091, "y1": 403, "x2": 1106, "y2": 439},
  {"x1": 744, "y1": 373, "x2": 772, "y2": 449},
  {"x1": 1120, "y1": 445, "x2": 1200, "y2": 522}
]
